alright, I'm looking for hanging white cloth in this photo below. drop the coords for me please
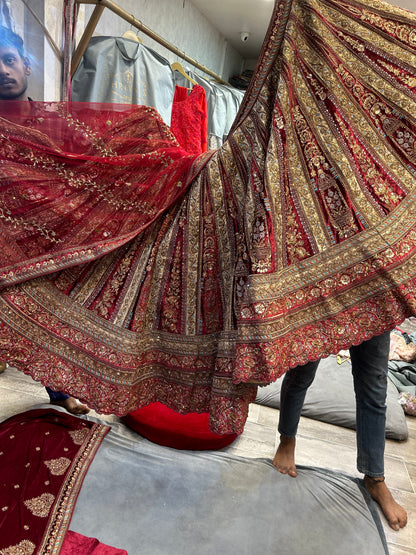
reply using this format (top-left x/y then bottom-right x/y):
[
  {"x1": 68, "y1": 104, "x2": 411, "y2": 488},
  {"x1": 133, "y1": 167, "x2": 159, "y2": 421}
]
[{"x1": 71, "y1": 36, "x2": 175, "y2": 125}]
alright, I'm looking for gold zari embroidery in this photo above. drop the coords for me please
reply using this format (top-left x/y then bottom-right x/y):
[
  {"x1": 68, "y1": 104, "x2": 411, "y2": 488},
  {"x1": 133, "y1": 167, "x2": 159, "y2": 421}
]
[
  {"x1": 0, "y1": 540, "x2": 36, "y2": 555},
  {"x1": 68, "y1": 428, "x2": 89, "y2": 445},
  {"x1": 44, "y1": 457, "x2": 71, "y2": 476},
  {"x1": 23, "y1": 493, "x2": 54, "y2": 518}
]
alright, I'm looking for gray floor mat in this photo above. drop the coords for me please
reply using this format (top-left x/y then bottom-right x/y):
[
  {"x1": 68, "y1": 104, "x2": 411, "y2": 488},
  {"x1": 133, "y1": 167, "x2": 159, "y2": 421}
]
[{"x1": 69, "y1": 418, "x2": 388, "y2": 555}]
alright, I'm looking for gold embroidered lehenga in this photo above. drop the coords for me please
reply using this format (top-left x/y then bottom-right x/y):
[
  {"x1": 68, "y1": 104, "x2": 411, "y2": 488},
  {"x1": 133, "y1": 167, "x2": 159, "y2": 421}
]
[{"x1": 0, "y1": 0, "x2": 416, "y2": 433}]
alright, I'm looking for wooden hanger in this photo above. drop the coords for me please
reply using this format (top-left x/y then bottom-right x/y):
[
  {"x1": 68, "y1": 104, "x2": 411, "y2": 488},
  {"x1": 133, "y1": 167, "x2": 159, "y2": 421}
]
[
  {"x1": 122, "y1": 30, "x2": 142, "y2": 43},
  {"x1": 171, "y1": 62, "x2": 197, "y2": 86}
]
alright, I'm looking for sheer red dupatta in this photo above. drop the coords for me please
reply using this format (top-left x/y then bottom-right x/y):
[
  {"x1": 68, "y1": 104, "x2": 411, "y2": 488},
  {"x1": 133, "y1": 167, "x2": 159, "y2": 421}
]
[{"x1": 0, "y1": 100, "x2": 202, "y2": 286}]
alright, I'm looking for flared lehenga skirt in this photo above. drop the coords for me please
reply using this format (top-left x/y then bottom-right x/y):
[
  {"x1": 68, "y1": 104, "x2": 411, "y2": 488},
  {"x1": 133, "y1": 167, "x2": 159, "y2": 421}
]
[{"x1": 0, "y1": 0, "x2": 416, "y2": 433}]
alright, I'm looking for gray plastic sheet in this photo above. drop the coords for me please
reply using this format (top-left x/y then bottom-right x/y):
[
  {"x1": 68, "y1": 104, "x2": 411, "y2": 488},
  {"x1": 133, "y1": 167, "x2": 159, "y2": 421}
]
[{"x1": 69, "y1": 419, "x2": 388, "y2": 555}]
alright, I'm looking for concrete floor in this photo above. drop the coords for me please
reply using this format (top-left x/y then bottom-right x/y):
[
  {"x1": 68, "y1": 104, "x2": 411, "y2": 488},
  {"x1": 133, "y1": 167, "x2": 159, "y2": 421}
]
[{"x1": 1, "y1": 365, "x2": 415, "y2": 554}]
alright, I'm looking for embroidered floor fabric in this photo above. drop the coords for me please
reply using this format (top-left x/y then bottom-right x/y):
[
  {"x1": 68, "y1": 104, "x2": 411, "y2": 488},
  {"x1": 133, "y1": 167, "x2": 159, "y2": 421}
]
[
  {"x1": 67, "y1": 417, "x2": 388, "y2": 555},
  {"x1": 0, "y1": 0, "x2": 416, "y2": 434},
  {"x1": 0, "y1": 409, "x2": 109, "y2": 554}
]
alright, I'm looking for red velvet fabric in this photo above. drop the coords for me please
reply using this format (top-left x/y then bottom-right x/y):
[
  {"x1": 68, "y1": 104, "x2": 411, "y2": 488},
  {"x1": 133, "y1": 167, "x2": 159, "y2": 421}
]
[
  {"x1": 0, "y1": 409, "x2": 109, "y2": 554},
  {"x1": 123, "y1": 402, "x2": 238, "y2": 450},
  {"x1": 61, "y1": 531, "x2": 128, "y2": 554}
]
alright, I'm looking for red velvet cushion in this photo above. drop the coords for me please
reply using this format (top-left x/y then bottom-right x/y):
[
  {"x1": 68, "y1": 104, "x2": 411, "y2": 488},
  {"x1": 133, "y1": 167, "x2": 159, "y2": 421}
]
[
  {"x1": 61, "y1": 531, "x2": 128, "y2": 554},
  {"x1": 122, "y1": 402, "x2": 239, "y2": 450}
]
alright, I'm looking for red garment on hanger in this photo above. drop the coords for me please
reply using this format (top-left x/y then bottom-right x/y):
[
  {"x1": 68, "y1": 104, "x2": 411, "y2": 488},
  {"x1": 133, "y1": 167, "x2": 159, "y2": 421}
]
[{"x1": 170, "y1": 84, "x2": 208, "y2": 155}]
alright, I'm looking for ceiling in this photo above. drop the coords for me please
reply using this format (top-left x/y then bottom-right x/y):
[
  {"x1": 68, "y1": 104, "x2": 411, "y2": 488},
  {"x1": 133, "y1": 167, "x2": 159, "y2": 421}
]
[
  {"x1": 190, "y1": 0, "x2": 413, "y2": 60},
  {"x1": 190, "y1": 0, "x2": 275, "y2": 59}
]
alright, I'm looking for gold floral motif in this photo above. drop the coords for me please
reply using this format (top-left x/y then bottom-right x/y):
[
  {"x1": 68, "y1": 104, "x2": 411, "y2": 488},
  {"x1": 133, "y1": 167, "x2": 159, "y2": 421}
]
[
  {"x1": 209, "y1": 147, "x2": 237, "y2": 327},
  {"x1": 160, "y1": 229, "x2": 182, "y2": 333},
  {"x1": 306, "y1": 73, "x2": 327, "y2": 100},
  {"x1": 0, "y1": 540, "x2": 36, "y2": 555},
  {"x1": 279, "y1": 73, "x2": 332, "y2": 251},
  {"x1": 359, "y1": 8, "x2": 416, "y2": 48},
  {"x1": 335, "y1": 62, "x2": 416, "y2": 163},
  {"x1": 285, "y1": 10, "x2": 415, "y2": 206},
  {"x1": 183, "y1": 175, "x2": 203, "y2": 333},
  {"x1": 44, "y1": 457, "x2": 71, "y2": 476},
  {"x1": 292, "y1": 106, "x2": 357, "y2": 238},
  {"x1": 285, "y1": 210, "x2": 310, "y2": 263},
  {"x1": 94, "y1": 247, "x2": 136, "y2": 319},
  {"x1": 23, "y1": 493, "x2": 54, "y2": 518},
  {"x1": 298, "y1": 2, "x2": 416, "y2": 109},
  {"x1": 250, "y1": 194, "x2": 273, "y2": 273},
  {"x1": 200, "y1": 186, "x2": 220, "y2": 333},
  {"x1": 68, "y1": 428, "x2": 89, "y2": 445},
  {"x1": 382, "y1": 118, "x2": 416, "y2": 164},
  {"x1": 0, "y1": 201, "x2": 63, "y2": 247},
  {"x1": 55, "y1": 104, "x2": 115, "y2": 158},
  {"x1": 334, "y1": 114, "x2": 404, "y2": 208},
  {"x1": 337, "y1": 31, "x2": 365, "y2": 53},
  {"x1": 68, "y1": 249, "x2": 121, "y2": 306},
  {"x1": 377, "y1": 60, "x2": 416, "y2": 88},
  {"x1": 139, "y1": 211, "x2": 178, "y2": 333},
  {"x1": 0, "y1": 133, "x2": 158, "y2": 215}
]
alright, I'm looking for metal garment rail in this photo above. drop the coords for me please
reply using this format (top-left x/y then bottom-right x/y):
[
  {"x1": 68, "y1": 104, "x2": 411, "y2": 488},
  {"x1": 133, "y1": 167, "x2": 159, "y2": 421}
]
[{"x1": 73, "y1": 0, "x2": 230, "y2": 85}]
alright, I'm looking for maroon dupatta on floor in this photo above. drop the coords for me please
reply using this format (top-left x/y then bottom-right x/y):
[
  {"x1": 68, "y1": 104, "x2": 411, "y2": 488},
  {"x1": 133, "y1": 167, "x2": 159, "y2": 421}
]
[{"x1": 0, "y1": 409, "x2": 109, "y2": 554}]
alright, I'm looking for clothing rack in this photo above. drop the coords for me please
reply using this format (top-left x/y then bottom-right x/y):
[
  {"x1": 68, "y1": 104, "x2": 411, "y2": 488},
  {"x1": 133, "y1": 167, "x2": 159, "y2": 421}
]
[{"x1": 72, "y1": 0, "x2": 230, "y2": 85}]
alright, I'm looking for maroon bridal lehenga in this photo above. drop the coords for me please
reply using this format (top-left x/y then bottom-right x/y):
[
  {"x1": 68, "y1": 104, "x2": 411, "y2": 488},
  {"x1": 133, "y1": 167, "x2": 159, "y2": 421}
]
[{"x1": 0, "y1": 0, "x2": 416, "y2": 434}]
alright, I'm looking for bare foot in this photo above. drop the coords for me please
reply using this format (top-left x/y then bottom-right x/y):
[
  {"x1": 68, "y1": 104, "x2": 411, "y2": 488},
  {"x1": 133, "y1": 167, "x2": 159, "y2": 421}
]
[
  {"x1": 51, "y1": 396, "x2": 90, "y2": 415},
  {"x1": 0, "y1": 362, "x2": 6, "y2": 374},
  {"x1": 272, "y1": 435, "x2": 297, "y2": 477},
  {"x1": 364, "y1": 476, "x2": 407, "y2": 531}
]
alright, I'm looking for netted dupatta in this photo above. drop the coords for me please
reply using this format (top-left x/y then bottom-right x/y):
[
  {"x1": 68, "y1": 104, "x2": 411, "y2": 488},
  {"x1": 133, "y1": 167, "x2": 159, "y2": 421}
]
[
  {"x1": 0, "y1": 101, "x2": 201, "y2": 279},
  {"x1": 0, "y1": 0, "x2": 416, "y2": 434}
]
